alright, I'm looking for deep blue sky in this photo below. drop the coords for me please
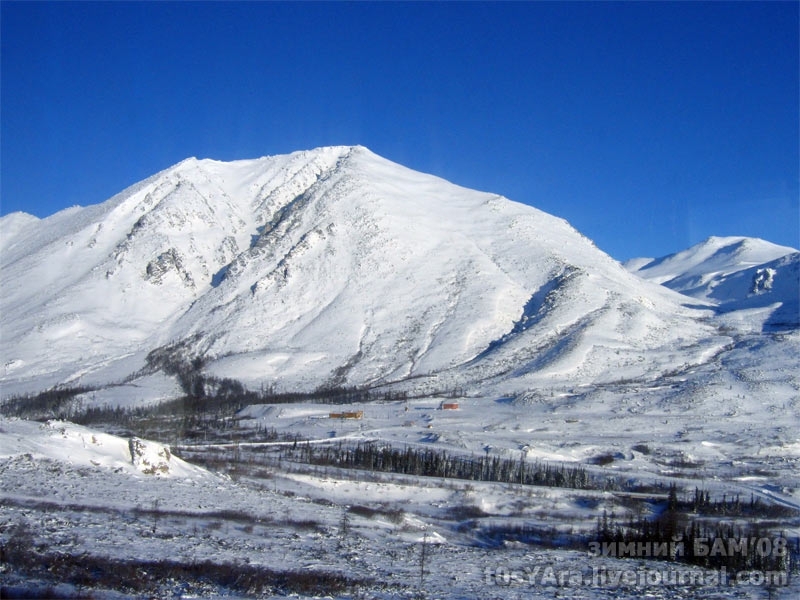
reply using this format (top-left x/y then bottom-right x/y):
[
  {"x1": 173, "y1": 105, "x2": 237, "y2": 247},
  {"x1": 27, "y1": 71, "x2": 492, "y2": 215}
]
[{"x1": 2, "y1": 1, "x2": 798, "y2": 260}]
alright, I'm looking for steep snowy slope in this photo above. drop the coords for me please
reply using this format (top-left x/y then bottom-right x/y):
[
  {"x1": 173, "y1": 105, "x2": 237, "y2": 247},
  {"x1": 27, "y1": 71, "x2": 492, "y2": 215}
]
[
  {"x1": 1, "y1": 146, "x2": 724, "y2": 400},
  {"x1": 1, "y1": 149, "x2": 348, "y2": 393},
  {"x1": 625, "y1": 236, "x2": 799, "y2": 330}
]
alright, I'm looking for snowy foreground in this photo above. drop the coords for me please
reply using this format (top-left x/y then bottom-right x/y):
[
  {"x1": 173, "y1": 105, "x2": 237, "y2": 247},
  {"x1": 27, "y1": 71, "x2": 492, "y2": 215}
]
[
  {"x1": 1, "y1": 414, "x2": 797, "y2": 599},
  {"x1": 2, "y1": 329, "x2": 799, "y2": 599}
]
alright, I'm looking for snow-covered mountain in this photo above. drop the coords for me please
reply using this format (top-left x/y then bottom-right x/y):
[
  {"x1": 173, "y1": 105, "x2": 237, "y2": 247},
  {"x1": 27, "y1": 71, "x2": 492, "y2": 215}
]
[
  {"x1": 625, "y1": 236, "x2": 799, "y2": 330},
  {"x1": 1, "y1": 146, "x2": 729, "y2": 400},
  {"x1": 3, "y1": 147, "x2": 799, "y2": 599}
]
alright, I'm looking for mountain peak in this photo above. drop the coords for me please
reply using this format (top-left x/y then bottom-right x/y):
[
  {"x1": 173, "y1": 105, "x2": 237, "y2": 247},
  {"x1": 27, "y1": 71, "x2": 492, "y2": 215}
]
[{"x1": 1, "y1": 147, "x2": 726, "y2": 399}]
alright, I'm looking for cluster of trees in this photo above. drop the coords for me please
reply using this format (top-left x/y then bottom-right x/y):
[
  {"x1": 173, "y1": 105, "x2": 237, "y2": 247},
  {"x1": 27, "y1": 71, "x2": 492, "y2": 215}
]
[
  {"x1": 0, "y1": 386, "x2": 94, "y2": 421},
  {"x1": 594, "y1": 484, "x2": 797, "y2": 575},
  {"x1": 0, "y1": 342, "x2": 443, "y2": 429},
  {"x1": 1, "y1": 366, "x2": 407, "y2": 440},
  {"x1": 145, "y1": 342, "x2": 408, "y2": 408},
  {"x1": 684, "y1": 486, "x2": 796, "y2": 518},
  {"x1": 265, "y1": 441, "x2": 602, "y2": 491}
]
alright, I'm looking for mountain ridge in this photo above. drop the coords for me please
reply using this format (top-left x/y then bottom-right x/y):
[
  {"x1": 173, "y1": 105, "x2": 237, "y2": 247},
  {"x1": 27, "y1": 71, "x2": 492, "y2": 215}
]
[{"x1": 0, "y1": 146, "x2": 749, "y2": 402}]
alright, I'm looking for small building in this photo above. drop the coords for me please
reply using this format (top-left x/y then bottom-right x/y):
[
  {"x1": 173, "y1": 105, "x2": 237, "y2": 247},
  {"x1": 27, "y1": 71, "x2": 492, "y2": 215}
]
[
  {"x1": 440, "y1": 402, "x2": 459, "y2": 410},
  {"x1": 329, "y1": 411, "x2": 364, "y2": 420}
]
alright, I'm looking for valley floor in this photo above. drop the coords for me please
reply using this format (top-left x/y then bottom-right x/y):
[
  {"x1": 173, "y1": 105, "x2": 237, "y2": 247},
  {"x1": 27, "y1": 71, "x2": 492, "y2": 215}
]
[
  {"x1": 1, "y1": 429, "x2": 797, "y2": 599},
  {"x1": 1, "y1": 332, "x2": 799, "y2": 598}
]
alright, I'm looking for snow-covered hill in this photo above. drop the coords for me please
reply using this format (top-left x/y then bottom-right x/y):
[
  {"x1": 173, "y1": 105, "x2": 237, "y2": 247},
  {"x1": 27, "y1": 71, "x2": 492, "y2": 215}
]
[
  {"x1": 0, "y1": 146, "x2": 729, "y2": 400},
  {"x1": 0, "y1": 418, "x2": 210, "y2": 479},
  {"x1": 625, "y1": 236, "x2": 799, "y2": 330}
]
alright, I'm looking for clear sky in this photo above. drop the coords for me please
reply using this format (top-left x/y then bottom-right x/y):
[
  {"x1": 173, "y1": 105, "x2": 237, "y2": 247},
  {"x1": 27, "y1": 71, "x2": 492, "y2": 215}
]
[{"x1": 1, "y1": 1, "x2": 798, "y2": 260}]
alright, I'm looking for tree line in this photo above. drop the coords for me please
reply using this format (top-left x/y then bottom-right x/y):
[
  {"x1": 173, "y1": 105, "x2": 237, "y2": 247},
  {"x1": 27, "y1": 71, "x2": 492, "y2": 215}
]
[
  {"x1": 260, "y1": 441, "x2": 603, "y2": 491},
  {"x1": 592, "y1": 483, "x2": 797, "y2": 576}
]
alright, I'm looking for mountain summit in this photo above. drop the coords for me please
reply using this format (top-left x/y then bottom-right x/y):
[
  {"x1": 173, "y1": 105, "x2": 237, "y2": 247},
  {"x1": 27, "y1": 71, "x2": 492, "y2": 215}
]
[{"x1": 1, "y1": 146, "x2": 726, "y2": 400}]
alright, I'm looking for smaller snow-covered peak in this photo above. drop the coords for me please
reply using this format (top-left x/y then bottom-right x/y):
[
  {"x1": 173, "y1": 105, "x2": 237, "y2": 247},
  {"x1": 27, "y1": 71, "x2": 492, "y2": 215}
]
[
  {"x1": 628, "y1": 236, "x2": 798, "y2": 286},
  {"x1": 627, "y1": 237, "x2": 799, "y2": 329}
]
